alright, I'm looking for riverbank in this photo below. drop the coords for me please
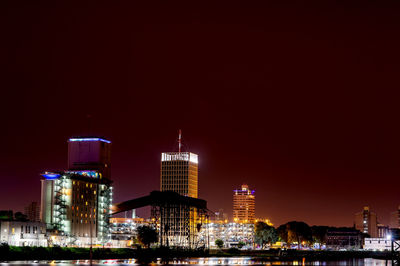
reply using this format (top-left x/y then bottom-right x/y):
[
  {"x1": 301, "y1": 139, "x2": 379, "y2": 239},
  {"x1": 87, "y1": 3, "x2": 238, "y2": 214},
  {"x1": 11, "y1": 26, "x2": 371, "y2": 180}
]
[
  {"x1": 210, "y1": 249, "x2": 398, "y2": 261},
  {"x1": 0, "y1": 245, "x2": 398, "y2": 262}
]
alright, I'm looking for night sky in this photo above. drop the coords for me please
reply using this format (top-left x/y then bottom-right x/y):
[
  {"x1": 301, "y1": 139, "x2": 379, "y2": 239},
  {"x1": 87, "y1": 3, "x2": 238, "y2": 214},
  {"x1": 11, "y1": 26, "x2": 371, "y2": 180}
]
[{"x1": 1, "y1": 1, "x2": 400, "y2": 227}]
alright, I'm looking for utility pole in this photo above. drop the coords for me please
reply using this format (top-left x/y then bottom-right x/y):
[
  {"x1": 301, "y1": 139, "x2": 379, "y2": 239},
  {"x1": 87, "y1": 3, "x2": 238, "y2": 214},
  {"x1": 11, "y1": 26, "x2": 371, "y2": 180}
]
[{"x1": 90, "y1": 207, "x2": 93, "y2": 266}]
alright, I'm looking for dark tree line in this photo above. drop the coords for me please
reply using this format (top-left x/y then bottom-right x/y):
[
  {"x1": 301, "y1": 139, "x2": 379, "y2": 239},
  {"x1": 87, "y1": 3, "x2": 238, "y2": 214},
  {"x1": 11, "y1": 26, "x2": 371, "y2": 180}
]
[{"x1": 255, "y1": 221, "x2": 358, "y2": 248}]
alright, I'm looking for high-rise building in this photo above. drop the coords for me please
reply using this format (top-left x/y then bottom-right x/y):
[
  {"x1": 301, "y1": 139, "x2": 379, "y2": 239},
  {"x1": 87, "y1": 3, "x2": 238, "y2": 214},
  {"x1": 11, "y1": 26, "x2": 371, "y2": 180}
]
[
  {"x1": 160, "y1": 152, "x2": 198, "y2": 198},
  {"x1": 390, "y1": 205, "x2": 400, "y2": 229},
  {"x1": 24, "y1": 202, "x2": 40, "y2": 222},
  {"x1": 233, "y1": 184, "x2": 255, "y2": 223},
  {"x1": 159, "y1": 131, "x2": 200, "y2": 247},
  {"x1": 354, "y1": 206, "x2": 378, "y2": 238},
  {"x1": 40, "y1": 137, "x2": 113, "y2": 246}
]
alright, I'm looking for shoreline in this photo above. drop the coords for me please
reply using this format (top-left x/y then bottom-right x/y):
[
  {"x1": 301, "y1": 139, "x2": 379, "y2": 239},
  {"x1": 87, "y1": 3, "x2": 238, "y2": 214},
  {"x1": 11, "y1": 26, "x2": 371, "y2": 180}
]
[{"x1": 0, "y1": 247, "x2": 398, "y2": 262}]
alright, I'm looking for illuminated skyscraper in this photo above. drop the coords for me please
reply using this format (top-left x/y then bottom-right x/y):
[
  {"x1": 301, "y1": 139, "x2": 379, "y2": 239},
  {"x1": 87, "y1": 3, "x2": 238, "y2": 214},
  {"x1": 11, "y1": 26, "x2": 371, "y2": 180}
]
[
  {"x1": 233, "y1": 184, "x2": 255, "y2": 223},
  {"x1": 159, "y1": 131, "x2": 200, "y2": 247},
  {"x1": 160, "y1": 130, "x2": 198, "y2": 198},
  {"x1": 160, "y1": 152, "x2": 198, "y2": 198},
  {"x1": 40, "y1": 137, "x2": 113, "y2": 246}
]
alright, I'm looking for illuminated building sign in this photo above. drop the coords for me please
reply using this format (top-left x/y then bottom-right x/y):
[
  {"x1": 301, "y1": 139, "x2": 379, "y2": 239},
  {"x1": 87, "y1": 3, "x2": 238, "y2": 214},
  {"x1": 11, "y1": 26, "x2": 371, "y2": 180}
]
[{"x1": 161, "y1": 152, "x2": 198, "y2": 164}]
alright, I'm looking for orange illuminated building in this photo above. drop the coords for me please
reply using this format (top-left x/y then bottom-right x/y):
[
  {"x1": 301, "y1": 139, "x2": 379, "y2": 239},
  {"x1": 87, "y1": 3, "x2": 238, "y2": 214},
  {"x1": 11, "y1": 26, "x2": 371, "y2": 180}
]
[{"x1": 233, "y1": 184, "x2": 255, "y2": 223}]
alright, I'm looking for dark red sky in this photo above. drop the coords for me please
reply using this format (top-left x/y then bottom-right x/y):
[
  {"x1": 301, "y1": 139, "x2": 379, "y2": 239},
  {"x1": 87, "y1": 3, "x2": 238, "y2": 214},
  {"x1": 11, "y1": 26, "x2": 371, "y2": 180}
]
[{"x1": 1, "y1": 1, "x2": 400, "y2": 227}]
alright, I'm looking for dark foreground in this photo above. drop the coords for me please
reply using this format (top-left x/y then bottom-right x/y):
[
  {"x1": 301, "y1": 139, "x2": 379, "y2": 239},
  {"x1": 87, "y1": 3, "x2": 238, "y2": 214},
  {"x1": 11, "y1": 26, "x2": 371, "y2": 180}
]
[{"x1": 0, "y1": 246, "x2": 398, "y2": 263}]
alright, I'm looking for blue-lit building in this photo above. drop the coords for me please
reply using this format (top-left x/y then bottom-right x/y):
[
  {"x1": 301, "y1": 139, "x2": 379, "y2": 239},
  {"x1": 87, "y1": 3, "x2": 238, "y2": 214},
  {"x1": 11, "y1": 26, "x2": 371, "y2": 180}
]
[{"x1": 40, "y1": 137, "x2": 113, "y2": 246}]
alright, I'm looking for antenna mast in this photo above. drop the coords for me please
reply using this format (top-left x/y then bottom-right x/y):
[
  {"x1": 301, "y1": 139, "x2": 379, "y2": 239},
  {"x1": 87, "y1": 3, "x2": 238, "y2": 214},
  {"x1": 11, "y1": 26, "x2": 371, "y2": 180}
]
[{"x1": 178, "y1": 129, "x2": 182, "y2": 153}]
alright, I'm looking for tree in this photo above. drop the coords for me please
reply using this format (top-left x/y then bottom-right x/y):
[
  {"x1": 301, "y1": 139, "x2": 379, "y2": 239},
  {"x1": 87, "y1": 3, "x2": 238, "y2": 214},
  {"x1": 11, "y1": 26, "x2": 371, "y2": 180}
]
[
  {"x1": 277, "y1": 221, "x2": 312, "y2": 248},
  {"x1": 311, "y1": 226, "x2": 329, "y2": 244},
  {"x1": 215, "y1": 239, "x2": 224, "y2": 249},
  {"x1": 255, "y1": 222, "x2": 278, "y2": 249},
  {"x1": 136, "y1": 225, "x2": 158, "y2": 248}
]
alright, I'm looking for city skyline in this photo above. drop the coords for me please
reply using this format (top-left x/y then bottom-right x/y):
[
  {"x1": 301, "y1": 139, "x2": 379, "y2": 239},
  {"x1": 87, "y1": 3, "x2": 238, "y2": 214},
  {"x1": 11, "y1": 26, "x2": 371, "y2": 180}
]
[
  {"x1": 1, "y1": 1, "x2": 400, "y2": 228},
  {"x1": 3, "y1": 132, "x2": 400, "y2": 228}
]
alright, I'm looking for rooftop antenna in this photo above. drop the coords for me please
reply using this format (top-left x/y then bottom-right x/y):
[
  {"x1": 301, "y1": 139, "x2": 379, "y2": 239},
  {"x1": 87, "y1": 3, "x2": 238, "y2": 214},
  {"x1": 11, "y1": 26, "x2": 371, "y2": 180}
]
[{"x1": 178, "y1": 129, "x2": 182, "y2": 153}]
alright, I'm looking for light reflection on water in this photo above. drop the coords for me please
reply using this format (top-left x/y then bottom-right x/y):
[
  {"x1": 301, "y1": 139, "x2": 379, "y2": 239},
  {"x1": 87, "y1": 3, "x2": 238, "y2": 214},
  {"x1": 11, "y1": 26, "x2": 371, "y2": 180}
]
[{"x1": 1, "y1": 257, "x2": 395, "y2": 265}]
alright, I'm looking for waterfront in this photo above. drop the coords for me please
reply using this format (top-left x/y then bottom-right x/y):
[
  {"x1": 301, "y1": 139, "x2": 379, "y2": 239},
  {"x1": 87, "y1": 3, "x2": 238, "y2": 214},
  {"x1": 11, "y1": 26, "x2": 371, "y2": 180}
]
[{"x1": 3, "y1": 257, "x2": 397, "y2": 265}]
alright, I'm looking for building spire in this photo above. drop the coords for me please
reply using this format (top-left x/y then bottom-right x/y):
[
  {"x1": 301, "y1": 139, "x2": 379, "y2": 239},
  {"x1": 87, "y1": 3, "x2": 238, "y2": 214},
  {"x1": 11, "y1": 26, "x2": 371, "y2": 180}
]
[{"x1": 178, "y1": 129, "x2": 182, "y2": 153}]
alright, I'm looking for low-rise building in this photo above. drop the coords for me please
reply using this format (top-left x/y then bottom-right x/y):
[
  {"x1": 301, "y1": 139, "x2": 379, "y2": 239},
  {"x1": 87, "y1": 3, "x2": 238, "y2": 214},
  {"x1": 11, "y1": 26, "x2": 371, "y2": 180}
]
[
  {"x1": 326, "y1": 229, "x2": 363, "y2": 250},
  {"x1": 0, "y1": 221, "x2": 47, "y2": 247},
  {"x1": 364, "y1": 238, "x2": 391, "y2": 251},
  {"x1": 199, "y1": 222, "x2": 254, "y2": 248},
  {"x1": 110, "y1": 217, "x2": 152, "y2": 247}
]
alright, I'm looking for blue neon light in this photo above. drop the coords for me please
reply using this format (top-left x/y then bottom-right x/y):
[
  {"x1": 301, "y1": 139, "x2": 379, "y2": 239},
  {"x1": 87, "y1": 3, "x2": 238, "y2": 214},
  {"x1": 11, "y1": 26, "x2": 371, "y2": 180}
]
[
  {"x1": 69, "y1": 138, "x2": 111, "y2": 144},
  {"x1": 42, "y1": 173, "x2": 61, "y2": 180}
]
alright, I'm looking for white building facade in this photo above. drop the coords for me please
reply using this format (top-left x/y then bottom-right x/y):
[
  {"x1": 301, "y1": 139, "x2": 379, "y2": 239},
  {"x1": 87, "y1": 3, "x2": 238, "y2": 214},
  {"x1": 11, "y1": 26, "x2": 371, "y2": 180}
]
[
  {"x1": 199, "y1": 222, "x2": 254, "y2": 248},
  {"x1": 0, "y1": 221, "x2": 47, "y2": 247},
  {"x1": 364, "y1": 238, "x2": 392, "y2": 251}
]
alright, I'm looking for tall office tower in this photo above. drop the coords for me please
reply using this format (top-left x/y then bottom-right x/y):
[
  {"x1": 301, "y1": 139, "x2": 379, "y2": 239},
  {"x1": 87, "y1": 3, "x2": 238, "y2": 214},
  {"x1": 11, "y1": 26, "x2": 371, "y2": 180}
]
[
  {"x1": 24, "y1": 202, "x2": 40, "y2": 222},
  {"x1": 159, "y1": 131, "x2": 200, "y2": 247},
  {"x1": 354, "y1": 206, "x2": 378, "y2": 238},
  {"x1": 160, "y1": 131, "x2": 198, "y2": 197},
  {"x1": 390, "y1": 206, "x2": 400, "y2": 229},
  {"x1": 41, "y1": 137, "x2": 113, "y2": 246},
  {"x1": 233, "y1": 184, "x2": 255, "y2": 223}
]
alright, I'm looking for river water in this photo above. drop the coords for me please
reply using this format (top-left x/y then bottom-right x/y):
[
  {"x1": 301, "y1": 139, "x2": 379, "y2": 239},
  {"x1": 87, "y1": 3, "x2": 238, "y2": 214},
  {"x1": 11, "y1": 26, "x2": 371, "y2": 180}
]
[{"x1": 1, "y1": 257, "x2": 396, "y2": 265}]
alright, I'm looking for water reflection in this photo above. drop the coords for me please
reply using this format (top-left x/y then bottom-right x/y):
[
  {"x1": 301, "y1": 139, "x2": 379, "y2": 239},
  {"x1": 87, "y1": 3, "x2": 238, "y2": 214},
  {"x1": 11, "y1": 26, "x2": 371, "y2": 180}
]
[{"x1": 2, "y1": 257, "x2": 396, "y2": 265}]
